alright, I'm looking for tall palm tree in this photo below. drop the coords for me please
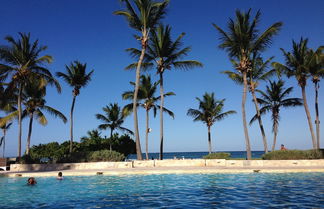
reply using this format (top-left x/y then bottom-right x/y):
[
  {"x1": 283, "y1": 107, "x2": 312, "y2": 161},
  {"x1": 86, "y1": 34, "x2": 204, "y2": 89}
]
[
  {"x1": 0, "y1": 122, "x2": 12, "y2": 158},
  {"x1": 213, "y1": 9, "x2": 282, "y2": 159},
  {"x1": 187, "y1": 93, "x2": 236, "y2": 154},
  {"x1": 96, "y1": 103, "x2": 133, "y2": 151},
  {"x1": 223, "y1": 56, "x2": 275, "y2": 153},
  {"x1": 272, "y1": 38, "x2": 317, "y2": 149},
  {"x1": 308, "y1": 46, "x2": 324, "y2": 149},
  {"x1": 127, "y1": 24, "x2": 203, "y2": 159},
  {"x1": 56, "y1": 61, "x2": 93, "y2": 153},
  {"x1": 22, "y1": 78, "x2": 67, "y2": 155},
  {"x1": 115, "y1": 0, "x2": 169, "y2": 160},
  {"x1": 122, "y1": 75, "x2": 174, "y2": 160},
  {"x1": 0, "y1": 32, "x2": 60, "y2": 158},
  {"x1": 250, "y1": 80, "x2": 302, "y2": 151}
]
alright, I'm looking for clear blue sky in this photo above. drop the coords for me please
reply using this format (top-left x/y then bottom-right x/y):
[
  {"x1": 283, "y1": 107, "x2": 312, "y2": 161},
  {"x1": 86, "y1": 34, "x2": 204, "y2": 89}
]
[{"x1": 1, "y1": 0, "x2": 323, "y2": 157}]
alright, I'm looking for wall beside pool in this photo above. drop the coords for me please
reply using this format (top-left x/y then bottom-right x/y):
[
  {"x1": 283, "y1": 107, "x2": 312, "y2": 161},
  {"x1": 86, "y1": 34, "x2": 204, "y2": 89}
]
[{"x1": 9, "y1": 159, "x2": 324, "y2": 172}]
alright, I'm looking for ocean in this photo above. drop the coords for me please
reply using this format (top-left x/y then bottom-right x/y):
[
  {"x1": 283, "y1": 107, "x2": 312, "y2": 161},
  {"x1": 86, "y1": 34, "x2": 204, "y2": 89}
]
[{"x1": 127, "y1": 151, "x2": 265, "y2": 160}]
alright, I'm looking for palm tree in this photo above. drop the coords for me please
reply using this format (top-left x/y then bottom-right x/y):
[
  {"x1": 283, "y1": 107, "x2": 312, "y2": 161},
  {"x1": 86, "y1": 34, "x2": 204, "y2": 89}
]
[
  {"x1": 122, "y1": 75, "x2": 174, "y2": 160},
  {"x1": 187, "y1": 92, "x2": 236, "y2": 154},
  {"x1": 308, "y1": 46, "x2": 324, "y2": 149},
  {"x1": 22, "y1": 78, "x2": 67, "y2": 155},
  {"x1": 223, "y1": 56, "x2": 275, "y2": 153},
  {"x1": 127, "y1": 24, "x2": 203, "y2": 159},
  {"x1": 96, "y1": 103, "x2": 133, "y2": 151},
  {"x1": 115, "y1": 0, "x2": 169, "y2": 160},
  {"x1": 56, "y1": 61, "x2": 94, "y2": 153},
  {"x1": 272, "y1": 38, "x2": 317, "y2": 149},
  {"x1": 250, "y1": 80, "x2": 302, "y2": 151},
  {"x1": 0, "y1": 122, "x2": 12, "y2": 158},
  {"x1": 213, "y1": 9, "x2": 282, "y2": 159},
  {"x1": 0, "y1": 32, "x2": 60, "y2": 158}
]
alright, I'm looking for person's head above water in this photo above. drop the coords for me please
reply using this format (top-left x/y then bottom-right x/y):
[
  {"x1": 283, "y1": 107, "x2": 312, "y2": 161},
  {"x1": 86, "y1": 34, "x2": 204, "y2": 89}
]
[
  {"x1": 27, "y1": 177, "x2": 37, "y2": 185},
  {"x1": 57, "y1": 172, "x2": 63, "y2": 180}
]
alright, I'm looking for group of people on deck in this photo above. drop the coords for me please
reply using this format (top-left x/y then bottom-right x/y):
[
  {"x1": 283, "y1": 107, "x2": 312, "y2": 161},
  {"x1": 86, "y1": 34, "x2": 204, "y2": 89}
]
[{"x1": 27, "y1": 172, "x2": 63, "y2": 185}]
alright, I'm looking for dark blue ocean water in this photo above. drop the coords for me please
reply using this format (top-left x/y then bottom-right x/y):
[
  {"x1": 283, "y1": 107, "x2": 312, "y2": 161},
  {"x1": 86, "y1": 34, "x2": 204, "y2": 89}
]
[{"x1": 127, "y1": 151, "x2": 265, "y2": 160}]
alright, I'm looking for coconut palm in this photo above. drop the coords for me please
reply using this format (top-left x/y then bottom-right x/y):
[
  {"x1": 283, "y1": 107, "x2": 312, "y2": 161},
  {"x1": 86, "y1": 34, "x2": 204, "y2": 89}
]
[
  {"x1": 222, "y1": 56, "x2": 275, "y2": 153},
  {"x1": 187, "y1": 92, "x2": 236, "y2": 154},
  {"x1": 308, "y1": 46, "x2": 324, "y2": 149},
  {"x1": 96, "y1": 103, "x2": 133, "y2": 151},
  {"x1": 56, "y1": 61, "x2": 93, "y2": 153},
  {"x1": 122, "y1": 75, "x2": 175, "y2": 159},
  {"x1": 127, "y1": 24, "x2": 203, "y2": 159},
  {"x1": 272, "y1": 38, "x2": 317, "y2": 149},
  {"x1": 213, "y1": 9, "x2": 282, "y2": 159},
  {"x1": 115, "y1": 0, "x2": 169, "y2": 160},
  {"x1": 0, "y1": 122, "x2": 12, "y2": 158},
  {"x1": 250, "y1": 80, "x2": 302, "y2": 151},
  {"x1": 0, "y1": 32, "x2": 60, "y2": 158},
  {"x1": 22, "y1": 78, "x2": 67, "y2": 155}
]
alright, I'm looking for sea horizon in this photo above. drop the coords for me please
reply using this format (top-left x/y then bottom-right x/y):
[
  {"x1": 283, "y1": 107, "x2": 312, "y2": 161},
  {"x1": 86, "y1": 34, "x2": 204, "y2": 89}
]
[{"x1": 127, "y1": 151, "x2": 265, "y2": 160}]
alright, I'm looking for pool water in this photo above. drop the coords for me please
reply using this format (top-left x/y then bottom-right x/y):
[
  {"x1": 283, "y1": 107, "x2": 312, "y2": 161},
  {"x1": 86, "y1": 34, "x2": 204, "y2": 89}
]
[{"x1": 0, "y1": 173, "x2": 323, "y2": 208}]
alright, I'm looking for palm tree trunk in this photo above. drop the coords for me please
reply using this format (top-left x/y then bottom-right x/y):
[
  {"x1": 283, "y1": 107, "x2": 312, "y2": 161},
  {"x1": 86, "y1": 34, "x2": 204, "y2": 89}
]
[
  {"x1": 315, "y1": 82, "x2": 320, "y2": 149},
  {"x1": 145, "y1": 109, "x2": 149, "y2": 160},
  {"x1": 2, "y1": 129, "x2": 5, "y2": 158},
  {"x1": 133, "y1": 32, "x2": 148, "y2": 161},
  {"x1": 110, "y1": 129, "x2": 113, "y2": 151},
  {"x1": 301, "y1": 86, "x2": 317, "y2": 149},
  {"x1": 208, "y1": 126, "x2": 212, "y2": 154},
  {"x1": 251, "y1": 89, "x2": 268, "y2": 153},
  {"x1": 70, "y1": 95, "x2": 76, "y2": 153},
  {"x1": 26, "y1": 113, "x2": 34, "y2": 155},
  {"x1": 159, "y1": 73, "x2": 164, "y2": 160},
  {"x1": 271, "y1": 121, "x2": 278, "y2": 151},
  {"x1": 17, "y1": 84, "x2": 23, "y2": 159},
  {"x1": 242, "y1": 72, "x2": 252, "y2": 159}
]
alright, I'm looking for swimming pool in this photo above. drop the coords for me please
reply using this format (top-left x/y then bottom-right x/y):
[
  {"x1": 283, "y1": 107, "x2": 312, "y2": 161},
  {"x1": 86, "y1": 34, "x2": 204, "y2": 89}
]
[{"x1": 0, "y1": 173, "x2": 323, "y2": 208}]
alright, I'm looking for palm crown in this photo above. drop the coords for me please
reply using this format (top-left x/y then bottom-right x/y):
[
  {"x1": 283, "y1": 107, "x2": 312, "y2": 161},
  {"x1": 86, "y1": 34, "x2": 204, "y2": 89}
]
[
  {"x1": 96, "y1": 103, "x2": 133, "y2": 138},
  {"x1": 56, "y1": 61, "x2": 94, "y2": 96},
  {"x1": 114, "y1": 0, "x2": 169, "y2": 33},
  {"x1": 187, "y1": 93, "x2": 236, "y2": 127},
  {"x1": 213, "y1": 9, "x2": 282, "y2": 68},
  {"x1": 122, "y1": 75, "x2": 174, "y2": 117}
]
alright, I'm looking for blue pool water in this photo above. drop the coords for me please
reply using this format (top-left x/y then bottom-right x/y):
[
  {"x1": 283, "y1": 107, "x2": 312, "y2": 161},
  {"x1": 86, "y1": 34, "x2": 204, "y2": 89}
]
[{"x1": 0, "y1": 173, "x2": 323, "y2": 208}]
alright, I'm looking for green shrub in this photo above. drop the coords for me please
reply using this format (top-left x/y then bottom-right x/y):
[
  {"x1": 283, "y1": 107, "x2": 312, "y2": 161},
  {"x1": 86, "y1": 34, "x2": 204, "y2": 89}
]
[
  {"x1": 262, "y1": 149, "x2": 324, "y2": 160},
  {"x1": 89, "y1": 150, "x2": 125, "y2": 162},
  {"x1": 203, "y1": 152, "x2": 231, "y2": 159}
]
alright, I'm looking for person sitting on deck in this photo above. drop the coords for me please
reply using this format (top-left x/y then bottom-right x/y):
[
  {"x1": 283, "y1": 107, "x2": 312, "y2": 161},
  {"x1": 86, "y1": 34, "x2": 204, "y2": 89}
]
[
  {"x1": 280, "y1": 144, "x2": 287, "y2": 150},
  {"x1": 27, "y1": 177, "x2": 37, "y2": 185},
  {"x1": 57, "y1": 172, "x2": 63, "y2": 180}
]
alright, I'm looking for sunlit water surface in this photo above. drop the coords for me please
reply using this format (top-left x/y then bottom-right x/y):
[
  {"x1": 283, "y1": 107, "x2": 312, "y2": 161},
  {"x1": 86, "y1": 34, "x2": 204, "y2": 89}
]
[{"x1": 0, "y1": 173, "x2": 323, "y2": 208}]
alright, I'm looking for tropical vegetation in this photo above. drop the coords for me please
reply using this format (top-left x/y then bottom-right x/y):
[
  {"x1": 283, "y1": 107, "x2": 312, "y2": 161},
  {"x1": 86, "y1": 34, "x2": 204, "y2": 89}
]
[
  {"x1": 250, "y1": 80, "x2": 302, "y2": 151},
  {"x1": 0, "y1": 3, "x2": 322, "y2": 162},
  {"x1": 122, "y1": 75, "x2": 174, "y2": 159},
  {"x1": 187, "y1": 92, "x2": 236, "y2": 154},
  {"x1": 115, "y1": 0, "x2": 169, "y2": 160},
  {"x1": 56, "y1": 61, "x2": 94, "y2": 153},
  {"x1": 96, "y1": 103, "x2": 133, "y2": 151},
  {"x1": 213, "y1": 9, "x2": 282, "y2": 159}
]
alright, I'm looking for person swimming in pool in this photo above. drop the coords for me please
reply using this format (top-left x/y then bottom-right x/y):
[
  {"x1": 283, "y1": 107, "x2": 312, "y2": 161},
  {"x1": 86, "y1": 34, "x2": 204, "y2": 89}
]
[
  {"x1": 27, "y1": 177, "x2": 37, "y2": 185},
  {"x1": 56, "y1": 172, "x2": 63, "y2": 180}
]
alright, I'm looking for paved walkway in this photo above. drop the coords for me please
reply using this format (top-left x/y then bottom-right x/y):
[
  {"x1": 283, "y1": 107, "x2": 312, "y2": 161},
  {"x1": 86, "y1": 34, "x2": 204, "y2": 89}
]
[{"x1": 1, "y1": 166, "x2": 324, "y2": 177}]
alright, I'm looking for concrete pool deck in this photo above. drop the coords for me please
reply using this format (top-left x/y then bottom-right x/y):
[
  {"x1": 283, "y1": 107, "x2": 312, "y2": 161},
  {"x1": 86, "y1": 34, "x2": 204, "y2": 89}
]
[{"x1": 1, "y1": 159, "x2": 324, "y2": 177}]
